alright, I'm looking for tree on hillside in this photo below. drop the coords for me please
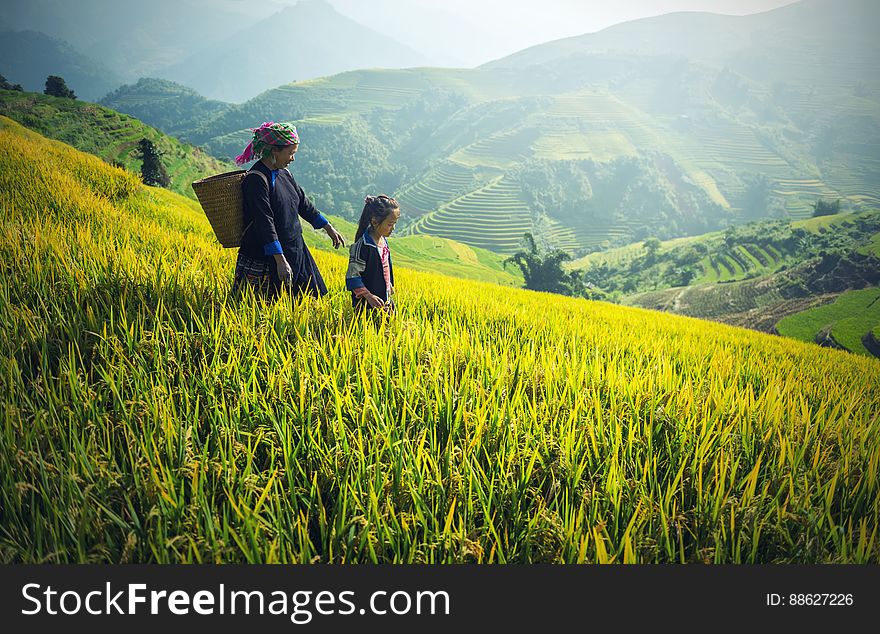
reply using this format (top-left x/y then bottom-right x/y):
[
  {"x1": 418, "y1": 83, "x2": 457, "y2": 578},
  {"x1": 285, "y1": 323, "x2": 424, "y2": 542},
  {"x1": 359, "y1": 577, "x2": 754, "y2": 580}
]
[
  {"x1": 812, "y1": 198, "x2": 841, "y2": 217},
  {"x1": 135, "y1": 138, "x2": 170, "y2": 188},
  {"x1": 504, "y1": 232, "x2": 582, "y2": 297},
  {"x1": 44, "y1": 75, "x2": 76, "y2": 99},
  {"x1": 0, "y1": 74, "x2": 24, "y2": 91},
  {"x1": 642, "y1": 237, "x2": 661, "y2": 264}
]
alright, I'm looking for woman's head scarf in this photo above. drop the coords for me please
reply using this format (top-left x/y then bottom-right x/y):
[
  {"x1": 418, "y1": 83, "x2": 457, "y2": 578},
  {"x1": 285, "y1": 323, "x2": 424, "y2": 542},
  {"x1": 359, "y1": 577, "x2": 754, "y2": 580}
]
[{"x1": 235, "y1": 121, "x2": 299, "y2": 166}]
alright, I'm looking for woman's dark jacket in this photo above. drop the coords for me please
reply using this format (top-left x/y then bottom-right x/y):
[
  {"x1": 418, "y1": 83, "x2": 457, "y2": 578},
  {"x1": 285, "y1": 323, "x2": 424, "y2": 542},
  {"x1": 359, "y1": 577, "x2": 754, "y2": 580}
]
[
  {"x1": 238, "y1": 160, "x2": 328, "y2": 296},
  {"x1": 239, "y1": 160, "x2": 327, "y2": 256}
]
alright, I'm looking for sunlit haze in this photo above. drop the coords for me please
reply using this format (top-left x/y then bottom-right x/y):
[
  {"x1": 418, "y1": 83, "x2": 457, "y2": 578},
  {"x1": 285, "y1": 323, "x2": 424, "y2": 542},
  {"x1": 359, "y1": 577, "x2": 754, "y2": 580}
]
[{"x1": 319, "y1": 0, "x2": 800, "y2": 66}]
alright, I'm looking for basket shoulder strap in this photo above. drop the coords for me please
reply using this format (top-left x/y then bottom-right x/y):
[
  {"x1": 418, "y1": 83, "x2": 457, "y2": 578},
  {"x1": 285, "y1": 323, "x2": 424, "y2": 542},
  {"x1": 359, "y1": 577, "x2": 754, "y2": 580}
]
[
  {"x1": 244, "y1": 168, "x2": 269, "y2": 188},
  {"x1": 239, "y1": 169, "x2": 270, "y2": 243}
]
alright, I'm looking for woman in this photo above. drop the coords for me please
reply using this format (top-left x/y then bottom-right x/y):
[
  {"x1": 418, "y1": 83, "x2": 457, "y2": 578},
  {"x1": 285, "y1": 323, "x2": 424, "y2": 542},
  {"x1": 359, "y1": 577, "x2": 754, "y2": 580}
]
[{"x1": 231, "y1": 121, "x2": 345, "y2": 299}]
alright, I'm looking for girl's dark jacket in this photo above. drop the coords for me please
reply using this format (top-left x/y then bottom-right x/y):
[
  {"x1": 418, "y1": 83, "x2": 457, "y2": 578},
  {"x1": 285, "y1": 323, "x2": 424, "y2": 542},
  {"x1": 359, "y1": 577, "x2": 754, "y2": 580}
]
[{"x1": 345, "y1": 231, "x2": 394, "y2": 308}]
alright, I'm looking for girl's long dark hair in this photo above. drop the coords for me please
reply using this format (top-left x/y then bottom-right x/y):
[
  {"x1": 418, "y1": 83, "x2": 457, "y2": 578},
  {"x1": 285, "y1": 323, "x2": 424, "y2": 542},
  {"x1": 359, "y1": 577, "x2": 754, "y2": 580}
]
[{"x1": 355, "y1": 194, "x2": 400, "y2": 242}]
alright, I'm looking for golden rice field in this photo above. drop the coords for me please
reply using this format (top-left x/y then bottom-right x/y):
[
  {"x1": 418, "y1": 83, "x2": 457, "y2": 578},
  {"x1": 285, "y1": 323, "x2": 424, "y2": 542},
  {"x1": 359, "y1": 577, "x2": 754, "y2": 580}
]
[{"x1": 1, "y1": 116, "x2": 879, "y2": 563}]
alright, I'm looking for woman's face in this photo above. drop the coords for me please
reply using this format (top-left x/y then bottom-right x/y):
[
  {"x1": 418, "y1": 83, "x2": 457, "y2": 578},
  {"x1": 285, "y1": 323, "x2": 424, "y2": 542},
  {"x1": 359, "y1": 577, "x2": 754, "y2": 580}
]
[
  {"x1": 272, "y1": 144, "x2": 298, "y2": 167},
  {"x1": 372, "y1": 210, "x2": 400, "y2": 238}
]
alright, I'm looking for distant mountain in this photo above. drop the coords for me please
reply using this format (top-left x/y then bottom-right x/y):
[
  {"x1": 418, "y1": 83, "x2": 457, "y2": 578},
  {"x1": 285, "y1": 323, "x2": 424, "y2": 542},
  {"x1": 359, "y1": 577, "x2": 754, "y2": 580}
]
[
  {"x1": 0, "y1": 0, "x2": 450, "y2": 101},
  {"x1": 484, "y1": 0, "x2": 880, "y2": 88},
  {"x1": 1, "y1": 0, "x2": 285, "y2": 84},
  {"x1": 0, "y1": 30, "x2": 123, "y2": 101},
  {"x1": 156, "y1": 0, "x2": 431, "y2": 103},
  {"x1": 327, "y1": 0, "x2": 499, "y2": 67},
  {"x1": 101, "y1": 78, "x2": 230, "y2": 139}
]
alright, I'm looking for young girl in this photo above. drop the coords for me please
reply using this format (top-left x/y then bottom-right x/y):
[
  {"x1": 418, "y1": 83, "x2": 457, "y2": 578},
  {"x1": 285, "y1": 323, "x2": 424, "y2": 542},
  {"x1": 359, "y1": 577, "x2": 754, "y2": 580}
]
[{"x1": 345, "y1": 195, "x2": 400, "y2": 313}]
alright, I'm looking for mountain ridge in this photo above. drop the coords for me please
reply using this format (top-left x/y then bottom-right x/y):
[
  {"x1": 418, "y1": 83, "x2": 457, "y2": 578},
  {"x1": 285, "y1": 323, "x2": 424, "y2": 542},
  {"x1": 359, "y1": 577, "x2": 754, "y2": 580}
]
[
  {"x1": 156, "y1": 0, "x2": 431, "y2": 103},
  {"x1": 0, "y1": 29, "x2": 123, "y2": 101}
]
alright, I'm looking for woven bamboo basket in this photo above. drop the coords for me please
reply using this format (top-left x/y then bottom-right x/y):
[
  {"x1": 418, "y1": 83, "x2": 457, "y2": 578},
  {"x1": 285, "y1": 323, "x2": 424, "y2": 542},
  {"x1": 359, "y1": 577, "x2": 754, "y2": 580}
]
[{"x1": 191, "y1": 170, "x2": 248, "y2": 248}]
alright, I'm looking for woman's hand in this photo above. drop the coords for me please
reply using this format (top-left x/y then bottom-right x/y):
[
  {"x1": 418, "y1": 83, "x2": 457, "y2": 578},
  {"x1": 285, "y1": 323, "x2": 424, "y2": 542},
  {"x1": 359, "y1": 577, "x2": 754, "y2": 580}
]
[
  {"x1": 365, "y1": 293, "x2": 386, "y2": 310},
  {"x1": 274, "y1": 254, "x2": 293, "y2": 287},
  {"x1": 323, "y1": 223, "x2": 345, "y2": 249}
]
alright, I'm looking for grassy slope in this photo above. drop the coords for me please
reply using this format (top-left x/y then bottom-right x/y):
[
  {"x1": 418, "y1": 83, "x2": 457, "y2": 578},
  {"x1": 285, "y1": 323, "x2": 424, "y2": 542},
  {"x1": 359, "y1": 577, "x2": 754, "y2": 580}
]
[
  {"x1": 0, "y1": 89, "x2": 235, "y2": 201},
  {"x1": 776, "y1": 287, "x2": 880, "y2": 356},
  {"x1": 570, "y1": 212, "x2": 873, "y2": 275},
  {"x1": 2, "y1": 117, "x2": 879, "y2": 564},
  {"x1": 858, "y1": 231, "x2": 880, "y2": 257},
  {"x1": 569, "y1": 212, "x2": 880, "y2": 354}
]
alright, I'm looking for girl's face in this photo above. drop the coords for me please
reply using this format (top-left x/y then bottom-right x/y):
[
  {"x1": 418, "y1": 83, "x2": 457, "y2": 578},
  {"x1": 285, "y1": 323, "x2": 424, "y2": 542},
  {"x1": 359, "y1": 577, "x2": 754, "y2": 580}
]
[{"x1": 372, "y1": 210, "x2": 400, "y2": 238}]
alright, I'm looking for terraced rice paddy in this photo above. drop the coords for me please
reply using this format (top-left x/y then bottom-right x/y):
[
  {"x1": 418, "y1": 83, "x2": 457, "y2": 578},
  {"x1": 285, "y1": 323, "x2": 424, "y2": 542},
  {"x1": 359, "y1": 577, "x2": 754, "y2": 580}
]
[
  {"x1": 547, "y1": 91, "x2": 644, "y2": 125},
  {"x1": 694, "y1": 243, "x2": 785, "y2": 284},
  {"x1": 669, "y1": 120, "x2": 837, "y2": 217},
  {"x1": 573, "y1": 221, "x2": 644, "y2": 252},
  {"x1": 533, "y1": 130, "x2": 637, "y2": 162},
  {"x1": 772, "y1": 179, "x2": 844, "y2": 219},
  {"x1": 543, "y1": 220, "x2": 579, "y2": 252},
  {"x1": 687, "y1": 121, "x2": 788, "y2": 172},
  {"x1": 631, "y1": 277, "x2": 788, "y2": 321},
  {"x1": 352, "y1": 73, "x2": 427, "y2": 110},
  {"x1": 450, "y1": 127, "x2": 539, "y2": 169},
  {"x1": 273, "y1": 71, "x2": 431, "y2": 118},
  {"x1": 823, "y1": 159, "x2": 880, "y2": 211},
  {"x1": 409, "y1": 176, "x2": 533, "y2": 253},
  {"x1": 676, "y1": 166, "x2": 730, "y2": 208},
  {"x1": 537, "y1": 90, "x2": 668, "y2": 157},
  {"x1": 569, "y1": 235, "x2": 707, "y2": 271},
  {"x1": 396, "y1": 162, "x2": 478, "y2": 215}
]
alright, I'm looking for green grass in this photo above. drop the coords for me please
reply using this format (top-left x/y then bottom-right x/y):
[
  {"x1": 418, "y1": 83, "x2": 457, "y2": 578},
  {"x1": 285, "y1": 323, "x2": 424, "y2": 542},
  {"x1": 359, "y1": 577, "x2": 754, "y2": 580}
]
[
  {"x1": 570, "y1": 234, "x2": 717, "y2": 271},
  {"x1": 450, "y1": 128, "x2": 539, "y2": 169},
  {"x1": 776, "y1": 287, "x2": 880, "y2": 356},
  {"x1": 793, "y1": 211, "x2": 859, "y2": 233}
]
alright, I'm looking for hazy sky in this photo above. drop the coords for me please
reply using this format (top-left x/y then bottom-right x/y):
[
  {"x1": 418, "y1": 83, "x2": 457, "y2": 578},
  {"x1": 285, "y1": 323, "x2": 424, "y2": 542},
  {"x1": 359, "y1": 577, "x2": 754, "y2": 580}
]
[{"x1": 316, "y1": 0, "x2": 801, "y2": 66}]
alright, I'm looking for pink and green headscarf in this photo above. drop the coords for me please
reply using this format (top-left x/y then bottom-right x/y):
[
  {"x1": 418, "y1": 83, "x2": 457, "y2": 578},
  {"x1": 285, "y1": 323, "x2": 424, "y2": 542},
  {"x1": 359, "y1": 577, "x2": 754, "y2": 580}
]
[{"x1": 234, "y1": 121, "x2": 299, "y2": 165}]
